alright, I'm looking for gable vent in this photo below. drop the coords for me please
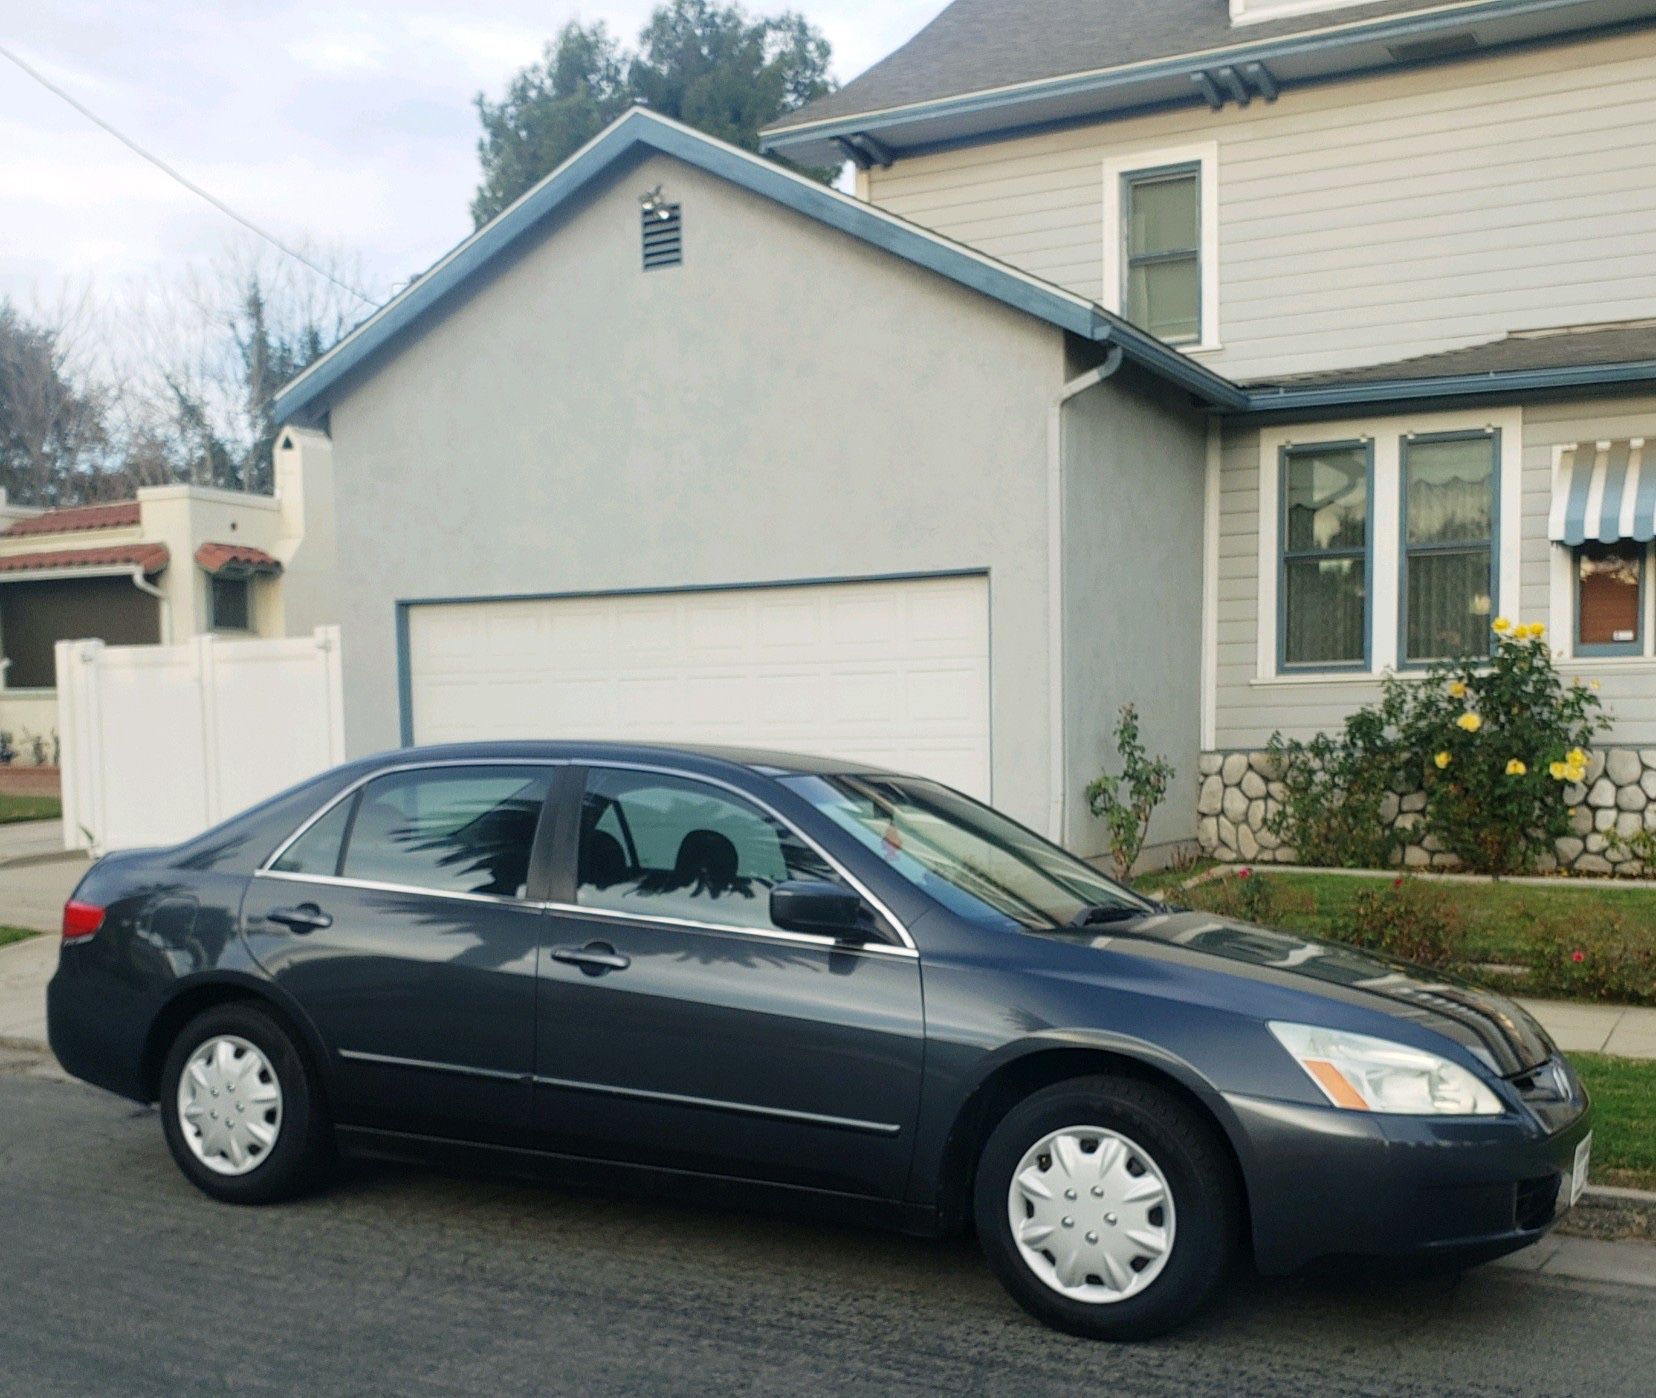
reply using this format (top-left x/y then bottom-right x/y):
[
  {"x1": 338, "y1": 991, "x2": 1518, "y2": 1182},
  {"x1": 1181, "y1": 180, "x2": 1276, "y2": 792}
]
[
  {"x1": 1389, "y1": 32, "x2": 1478, "y2": 63},
  {"x1": 642, "y1": 203, "x2": 683, "y2": 270}
]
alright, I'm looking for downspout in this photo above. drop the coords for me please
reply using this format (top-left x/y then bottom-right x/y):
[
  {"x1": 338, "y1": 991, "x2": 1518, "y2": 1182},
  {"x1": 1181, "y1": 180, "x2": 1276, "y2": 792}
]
[
  {"x1": 129, "y1": 568, "x2": 171, "y2": 643},
  {"x1": 1047, "y1": 343, "x2": 1124, "y2": 844}
]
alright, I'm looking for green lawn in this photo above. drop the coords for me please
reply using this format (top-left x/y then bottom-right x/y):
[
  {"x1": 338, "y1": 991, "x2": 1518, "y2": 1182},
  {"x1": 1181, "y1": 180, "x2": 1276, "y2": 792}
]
[
  {"x1": 1575, "y1": 1055, "x2": 1656, "y2": 1191},
  {"x1": 1165, "y1": 869, "x2": 1656, "y2": 1006},
  {"x1": 0, "y1": 926, "x2": 40, "y2": 950},
  {"x1": 0, "y1": 793, "x2": 60, "y2": 824}
]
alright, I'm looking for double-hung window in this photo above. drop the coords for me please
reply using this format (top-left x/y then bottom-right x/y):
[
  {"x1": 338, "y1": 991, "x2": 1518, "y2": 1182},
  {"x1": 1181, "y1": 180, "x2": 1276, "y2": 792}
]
[
  {"x1": 1279, "y1": 442, "x2": 1370, "y2": 669},
  {"x1": 1123, "y1": 166, "x2": 1201, "y2": 345},
  {"x1": 1401, "y1": 433, "x2": 1498, "y2": 664}
]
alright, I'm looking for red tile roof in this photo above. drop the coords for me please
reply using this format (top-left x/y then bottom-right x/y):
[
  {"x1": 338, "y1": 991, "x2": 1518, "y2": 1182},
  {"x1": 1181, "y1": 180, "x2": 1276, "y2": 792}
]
[
  {"x1": 0, "y1": 542, "x2": 168, "y2": 576},
  {"x1": 1, "y1": 500, "x2": 141, "y2": 537},
  {"x1": 195, "y1": 542, "x2": 281, "y2": 575}
]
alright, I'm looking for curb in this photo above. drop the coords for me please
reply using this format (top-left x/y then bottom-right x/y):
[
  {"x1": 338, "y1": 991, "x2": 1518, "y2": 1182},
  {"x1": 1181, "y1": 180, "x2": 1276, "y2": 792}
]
[
  {"x1": 0, "y1": 849, "x2": 88, "y2": 871},
  {"x1": 1559, "y1": 1185, "x2": 1656, "y2": 1244}
]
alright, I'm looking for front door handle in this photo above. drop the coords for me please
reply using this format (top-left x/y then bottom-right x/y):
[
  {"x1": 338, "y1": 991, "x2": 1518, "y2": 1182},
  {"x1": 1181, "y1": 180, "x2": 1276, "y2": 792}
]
[
  {"x1": 551, "y1": 942, "x2": 631, "y2": 975},
  {"x1": 268, "y1": 903, "x2": 333, "y2": 934}
]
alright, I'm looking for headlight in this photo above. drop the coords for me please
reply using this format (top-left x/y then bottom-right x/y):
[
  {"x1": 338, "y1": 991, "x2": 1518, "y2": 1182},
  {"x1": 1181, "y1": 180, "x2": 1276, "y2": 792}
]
[{"x1": 1269, "y1": 1022, "x2": 1504, "y2": 1116}]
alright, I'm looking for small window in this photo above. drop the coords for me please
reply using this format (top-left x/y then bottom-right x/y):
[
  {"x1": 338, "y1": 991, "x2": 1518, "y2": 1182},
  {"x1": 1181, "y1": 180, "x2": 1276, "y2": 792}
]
[
  {"x1": 1123, "y1": 166, "x2": 1201, "y2": 344},
  {"x1": 272, "y1": 796, "x2": 355, "y2": 877},
  {"x1": 577, "y1": 768, "x2": 841, "y2": 933},
  {"x1": 210, "y1": 575, "x2": 251, "y2": 632},
  {"x1": 1577, "y1": 541, "x2": 1645, "y2": 655},
  {"x1": 1280, "y1": 443, "x2": 1370, "y2": 669},
  {"x1": 1402, "y1": 433, "x2": 1498, "y2": 663},
  {"x1": 340, "y1": 766, "x2": 551, "y2": 899}
]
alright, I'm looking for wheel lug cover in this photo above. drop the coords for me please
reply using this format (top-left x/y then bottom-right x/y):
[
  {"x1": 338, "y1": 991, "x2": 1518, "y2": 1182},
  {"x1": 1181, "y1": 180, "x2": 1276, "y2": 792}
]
[
  {"x1": 1064, "y1": 1188, "x2": 1077, "y2": 1201},
  {"x1": 1106, "y1": 1213, "x2": 1119, "y2": 1226},
  {"x1": 1061, "y1": 1216, "x2": 1074, "y2": 1228},
  {"x1": 1085, "y1": 1231, "x2": 1099, "y2": 1245},
  {"x1": 1091, "y1": 1185, "x2": 1104, "y2": 1198}
]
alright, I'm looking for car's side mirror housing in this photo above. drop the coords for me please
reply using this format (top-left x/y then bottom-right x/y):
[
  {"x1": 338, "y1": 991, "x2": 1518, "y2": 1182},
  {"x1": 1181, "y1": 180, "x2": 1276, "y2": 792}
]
[{"x1": 770, "y1": 880, "x2": 868, "y2": 939}]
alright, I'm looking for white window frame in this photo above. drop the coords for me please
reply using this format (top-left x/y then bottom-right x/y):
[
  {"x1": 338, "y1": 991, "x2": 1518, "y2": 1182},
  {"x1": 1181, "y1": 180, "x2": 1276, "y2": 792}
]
[
  {"x1": 1255, "y1": 407, "x2": 1522, "y2": 682},
  {"x1": 1547, "y1": 441, "x2": 1656, "y2": 663},
  {"x1": 1102, "y1": 143, "x2": 1220, "y2": 354}
]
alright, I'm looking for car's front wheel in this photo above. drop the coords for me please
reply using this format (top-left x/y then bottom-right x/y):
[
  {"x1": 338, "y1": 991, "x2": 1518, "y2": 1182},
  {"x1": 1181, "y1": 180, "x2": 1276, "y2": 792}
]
[
  {"x1": 160, "y1": 1002, "x2": 333, "y2": 1204},
  {"x1": 974, "y1": 1074, "x2": 1239, "y2": 1340}
]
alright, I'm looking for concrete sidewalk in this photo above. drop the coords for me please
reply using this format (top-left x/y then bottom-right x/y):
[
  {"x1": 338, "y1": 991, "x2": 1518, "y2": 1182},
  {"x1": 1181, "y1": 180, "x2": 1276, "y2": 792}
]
[
  {"x1": 0, "y1": 851, "x2": 90, "y2": 936},
  {"x1": 0, "y1": 818, "x2": 71, "y2": 868},
  {"x1": 0, "y1": 933, "x2": 53, "y2": 1046}
]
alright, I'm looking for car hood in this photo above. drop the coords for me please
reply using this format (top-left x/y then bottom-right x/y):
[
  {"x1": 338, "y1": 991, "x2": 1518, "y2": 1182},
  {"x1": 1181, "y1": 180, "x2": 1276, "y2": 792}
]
[{"x1": 1070, "y1": 909, "x2": 1554, "y2": 1076}]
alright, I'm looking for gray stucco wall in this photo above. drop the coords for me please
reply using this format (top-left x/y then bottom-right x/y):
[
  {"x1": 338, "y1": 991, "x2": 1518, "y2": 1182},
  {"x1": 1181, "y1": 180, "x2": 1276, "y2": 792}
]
[
  {"x1": 323, "y1": 152, "x2": 1093, "y2": 830},
  {"x1": 1062, "y1": 364, "x2": 1207, "y2": 859}
]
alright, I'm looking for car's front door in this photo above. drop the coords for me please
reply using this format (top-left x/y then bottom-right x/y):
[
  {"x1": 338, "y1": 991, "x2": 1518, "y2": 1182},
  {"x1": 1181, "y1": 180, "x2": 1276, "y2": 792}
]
[
  {"x1": 532, "y1": 765, "x2": 926, "y2": 1200},
  {"x1": 243, "y1": 762, "x2": 557, "y2": 1145}
]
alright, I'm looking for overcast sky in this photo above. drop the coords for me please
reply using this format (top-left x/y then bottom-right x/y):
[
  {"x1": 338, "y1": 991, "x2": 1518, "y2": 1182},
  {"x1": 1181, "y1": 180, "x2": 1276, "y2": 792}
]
[{"x1": 0, "y1": 1, "x2": 944, "y2": 311}]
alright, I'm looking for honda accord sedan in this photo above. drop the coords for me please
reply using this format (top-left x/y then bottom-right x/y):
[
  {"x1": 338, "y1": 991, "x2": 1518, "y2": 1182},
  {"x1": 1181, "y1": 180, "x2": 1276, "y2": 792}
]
[{"x1": 48, "y1": 742, "x2": 1591, "y2": 1339}]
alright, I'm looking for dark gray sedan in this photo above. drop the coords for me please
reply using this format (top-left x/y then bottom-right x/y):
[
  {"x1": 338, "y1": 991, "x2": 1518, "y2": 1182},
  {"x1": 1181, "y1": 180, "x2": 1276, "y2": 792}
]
[{"x1": 47, "y1": 742, "x2": 1591, "y2": 1340}]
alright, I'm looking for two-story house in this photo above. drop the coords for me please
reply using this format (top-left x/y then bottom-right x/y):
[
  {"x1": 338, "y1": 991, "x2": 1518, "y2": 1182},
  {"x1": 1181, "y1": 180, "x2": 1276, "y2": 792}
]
[
  {"x1": 765, "y1": 0, "x2": 1656, "y2": 868},
  {"x1": 271, "y1": 0, "x2": 1656, "y2": 870}
]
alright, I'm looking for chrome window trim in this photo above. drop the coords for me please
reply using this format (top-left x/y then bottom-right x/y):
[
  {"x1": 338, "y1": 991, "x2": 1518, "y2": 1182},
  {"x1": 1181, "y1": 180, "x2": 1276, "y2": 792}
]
[
  {"x1": 256, "y1": 867, "x2": 547, "y2": 913},
  {"x1": 256, "y1": 754, "x2": 918, "y2": 952},
  {"x1": 574, "y1": 759, "x2": 917, "y2": 953}
]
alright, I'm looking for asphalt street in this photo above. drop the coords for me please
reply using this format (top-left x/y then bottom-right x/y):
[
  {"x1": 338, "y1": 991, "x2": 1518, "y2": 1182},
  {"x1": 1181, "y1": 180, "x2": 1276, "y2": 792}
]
[{"x1": 3, "y1": 1059, "x2": 1654, "y2": 1397}]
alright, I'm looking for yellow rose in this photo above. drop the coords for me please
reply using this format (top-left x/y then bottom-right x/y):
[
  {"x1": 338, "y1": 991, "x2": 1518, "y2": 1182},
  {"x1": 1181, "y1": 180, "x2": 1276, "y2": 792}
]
[
  {"x1": 1456, "y1": 712, "x2": 1483, "y2": 733},
  {"x1": 1549, "y1": 761, "x2": 1567, "y2": 780},
  {"x1": 1447, "y1": 680, "x2": 1468, "y2": 699},
  {"x1": 1568, "y1": 748, "x2": 1587, "y2": 766},
  {"x1": 1434, "y1": 751, "x2": 1452, "y2": 770},
  {"x1": 1530, "y1": 622, "x2": 1547, "y2": 639},
  {"x1": 1506, "y1": 759, "x2": 1528, "y2": 777},
  {"x1": 1565, "y1": 764, "x2": 1586, "y2": 784},
  {"x1": 1590, "y1": 679, "x2": 1601, "y2": 691},
  {"x1": 1492, "y1": 617, "x2": 1512, "y2": 635}
]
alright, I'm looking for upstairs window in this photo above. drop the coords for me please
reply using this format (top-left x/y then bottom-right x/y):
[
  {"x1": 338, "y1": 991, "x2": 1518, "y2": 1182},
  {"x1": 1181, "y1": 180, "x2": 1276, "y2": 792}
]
[
  {"x1": 1123, "y1": 166, "x2": 1201, "y2": 344},
  {"x1": 1402, "y1": 433, "x2": 1499, "y2": 664},
  {"x1": 1104, "y1": 146, "x2": 1218, "y2": 350}
]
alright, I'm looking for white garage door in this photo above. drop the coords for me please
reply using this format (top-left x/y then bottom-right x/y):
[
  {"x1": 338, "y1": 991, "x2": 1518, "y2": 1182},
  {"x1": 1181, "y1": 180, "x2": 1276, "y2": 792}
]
[{"x1": 405, "y1": 574, "x2": 991, "y2": 796}]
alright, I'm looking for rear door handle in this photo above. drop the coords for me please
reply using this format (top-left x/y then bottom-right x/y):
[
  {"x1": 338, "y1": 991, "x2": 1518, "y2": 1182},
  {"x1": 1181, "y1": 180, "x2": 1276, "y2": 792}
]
[
  {"x1": 268, "y1": 903, "x2": 333, "y2": 934},
  {"x1": 551, "y1": 942, "x2": 631, "y2": 975}
]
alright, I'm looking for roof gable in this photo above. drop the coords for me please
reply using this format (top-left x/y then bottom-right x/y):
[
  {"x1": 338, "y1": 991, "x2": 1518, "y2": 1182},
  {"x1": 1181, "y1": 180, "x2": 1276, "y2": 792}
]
[{"x1": 274, "y1": 107, "x2": 1244, "y2": 424}]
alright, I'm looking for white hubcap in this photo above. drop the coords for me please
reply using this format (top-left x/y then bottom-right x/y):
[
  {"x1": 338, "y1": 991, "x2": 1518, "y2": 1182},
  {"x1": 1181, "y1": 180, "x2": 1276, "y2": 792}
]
[
  {"x1": 176, "y1": 1035, "x2": 283, "y2": 1177},
  {"x1": 1007, "y1": 1126, "x2": 1176, "y2": 1304}
]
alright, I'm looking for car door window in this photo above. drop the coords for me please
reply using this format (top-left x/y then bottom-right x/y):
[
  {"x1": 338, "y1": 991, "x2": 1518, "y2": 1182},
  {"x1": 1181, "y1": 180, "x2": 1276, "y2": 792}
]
[
  {"x1": 338, "y1": 767, "x2": 552, "y2": 899},
  {"x1": 270, "y1": 795, "x2": 355, "y2": 877},
  {"x1": 577, "y1": 768, "x2": 837, "y2": 931}
]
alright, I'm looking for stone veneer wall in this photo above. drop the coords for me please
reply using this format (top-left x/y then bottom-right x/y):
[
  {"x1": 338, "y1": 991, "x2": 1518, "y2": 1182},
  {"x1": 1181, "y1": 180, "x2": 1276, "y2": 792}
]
[{"x1": 1196, "y1": 748, "x2": 1656, "y2": 874}]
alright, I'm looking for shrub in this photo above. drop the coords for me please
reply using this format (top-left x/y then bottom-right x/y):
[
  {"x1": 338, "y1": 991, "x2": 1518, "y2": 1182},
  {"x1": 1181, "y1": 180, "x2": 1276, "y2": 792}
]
[
  {"x1": 1181, "y1": 867, "x2": 1280, "y2": 925},
  {"x1": 1085, "y1": 704, "x2": 1175, "y2": 880},
  {"x1": 1342, "y1": 878, "x2": 1467, "y2": 970},
  {"x1": 1525, "y1": 917, "x2": 1656, "y2": 1006},
  {"x1": 1399, "y1": 620, "x2": 1603, "y2": 875},
  {"x1": 1266, "y1": 686, "x2": 1412, "y2": 870},
  {"x1": 1609, "y1": 825, "x2": 1656, "y2": 877}
]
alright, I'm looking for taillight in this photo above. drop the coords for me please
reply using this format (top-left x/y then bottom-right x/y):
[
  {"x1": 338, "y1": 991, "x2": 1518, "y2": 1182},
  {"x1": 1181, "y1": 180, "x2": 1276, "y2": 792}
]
[{"x1": 62, "y1": 900, "x2": 105, "y2": 943}]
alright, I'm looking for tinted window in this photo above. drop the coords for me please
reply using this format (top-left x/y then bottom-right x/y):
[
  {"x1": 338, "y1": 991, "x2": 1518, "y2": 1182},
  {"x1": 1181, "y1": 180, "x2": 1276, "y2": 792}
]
[
  {"x1": 577, "y1": 768, "x2": 838, "y2": 931},
  {"x1": 340, "y1": 767, "x2": 550, "y2": 898},
  {"x1": 271, "y1": 796, "x2": 354, "y2": 876}
]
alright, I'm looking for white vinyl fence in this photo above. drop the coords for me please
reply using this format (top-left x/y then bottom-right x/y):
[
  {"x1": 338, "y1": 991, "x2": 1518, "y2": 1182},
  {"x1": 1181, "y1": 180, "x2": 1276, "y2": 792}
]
[{"x1": 57, "y1": 628, "x2": 345, "y2": 853}]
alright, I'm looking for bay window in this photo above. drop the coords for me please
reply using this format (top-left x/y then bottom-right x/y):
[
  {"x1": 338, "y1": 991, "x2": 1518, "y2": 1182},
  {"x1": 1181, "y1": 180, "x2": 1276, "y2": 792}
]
[{"x1": 1401, "y1": 432, "x2": 1498, "y2": 664}]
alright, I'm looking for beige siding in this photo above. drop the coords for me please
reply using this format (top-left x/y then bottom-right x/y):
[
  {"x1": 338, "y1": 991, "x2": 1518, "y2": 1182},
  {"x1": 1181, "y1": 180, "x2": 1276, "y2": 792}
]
[
  {"x1": 1213, "y1": 395, "x2": 1656, "y2": 750},
  {"x1": 867, "y1": 29, "x2": 1656, "y2": 381}
]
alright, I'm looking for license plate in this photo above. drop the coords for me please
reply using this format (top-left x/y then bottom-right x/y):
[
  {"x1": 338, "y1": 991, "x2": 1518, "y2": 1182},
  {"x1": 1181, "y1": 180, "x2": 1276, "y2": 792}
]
[{"x1": 1569, "y1": 1133, "x2": 1592, "y2": 1208}]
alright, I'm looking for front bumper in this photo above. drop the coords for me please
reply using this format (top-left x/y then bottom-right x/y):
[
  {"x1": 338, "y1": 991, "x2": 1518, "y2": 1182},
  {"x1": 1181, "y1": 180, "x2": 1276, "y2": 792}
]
[{"x1": 1223, "y1": 1077, "x2": 1592, "y2": 1275}]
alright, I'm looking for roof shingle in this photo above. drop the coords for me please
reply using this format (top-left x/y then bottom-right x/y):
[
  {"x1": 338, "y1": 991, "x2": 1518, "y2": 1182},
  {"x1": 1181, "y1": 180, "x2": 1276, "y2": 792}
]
[
  {"x1": 195, "y1": 542, "x2": 281, "y2": 575},
  {"x1": 0, "y1": 542, "x2": 168, "y2": 576},
  {"x1": 1, "y1": 500, "x2": 140, "y2": 538}
]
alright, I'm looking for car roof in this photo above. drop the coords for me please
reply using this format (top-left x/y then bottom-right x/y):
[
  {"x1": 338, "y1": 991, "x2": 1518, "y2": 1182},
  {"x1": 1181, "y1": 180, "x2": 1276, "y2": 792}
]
[{"x1": 359, "y1": 740, "x2": 906, "y2": 783}]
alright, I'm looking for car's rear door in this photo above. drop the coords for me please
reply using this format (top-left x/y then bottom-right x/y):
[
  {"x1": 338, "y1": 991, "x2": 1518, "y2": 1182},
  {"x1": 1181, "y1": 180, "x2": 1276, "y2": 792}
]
[
  {"x1": 243, "y1": 761, "x2": 558, "y2": 1145},
  {"x1": 530, "y1": 764, "x2": 926, "y2": 1200}
]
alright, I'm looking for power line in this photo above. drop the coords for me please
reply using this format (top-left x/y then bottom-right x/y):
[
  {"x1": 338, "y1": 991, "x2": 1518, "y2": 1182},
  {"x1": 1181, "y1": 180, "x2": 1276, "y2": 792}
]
[{"x1": 0, "y1": 41, "x2": 378, "y2": 307}]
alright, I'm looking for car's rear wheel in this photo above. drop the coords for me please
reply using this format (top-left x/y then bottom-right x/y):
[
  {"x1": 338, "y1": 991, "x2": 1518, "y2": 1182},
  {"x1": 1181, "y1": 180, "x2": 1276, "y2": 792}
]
[
  {"x1": 974, "y1": 1075, "x2": 1239, "y2": 1340},
  {"x1": 160, "y1": 1003, "x2": 333, "y2": 1204}
]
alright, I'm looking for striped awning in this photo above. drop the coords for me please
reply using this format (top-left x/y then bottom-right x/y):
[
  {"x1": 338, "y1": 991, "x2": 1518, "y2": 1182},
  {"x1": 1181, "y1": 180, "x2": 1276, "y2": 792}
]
[{"x1": 1550, "y1": 439, "x2": 1656, "y2": 546}]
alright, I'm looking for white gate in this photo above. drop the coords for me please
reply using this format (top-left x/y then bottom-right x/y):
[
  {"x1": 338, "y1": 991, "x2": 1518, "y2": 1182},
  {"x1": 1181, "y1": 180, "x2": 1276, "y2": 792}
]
[{"x1": 57, "y1": 628, "x2": 345, "y2": 853}]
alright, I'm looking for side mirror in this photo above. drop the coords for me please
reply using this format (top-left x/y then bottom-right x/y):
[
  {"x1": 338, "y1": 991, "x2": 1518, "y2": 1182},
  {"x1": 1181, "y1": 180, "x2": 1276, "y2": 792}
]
[{"x1": 770, "y1": 880, "x2": 868, "y2": 938}]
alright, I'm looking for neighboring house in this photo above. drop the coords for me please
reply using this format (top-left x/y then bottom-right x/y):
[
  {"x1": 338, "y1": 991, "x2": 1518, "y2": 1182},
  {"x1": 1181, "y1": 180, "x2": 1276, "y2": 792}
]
[
  {"x1": 273, "y1": 0, "x2": 1656, "y2": 866},
  {"x1": 0, "y1": 430, "x2": 337, "y2": 761}
]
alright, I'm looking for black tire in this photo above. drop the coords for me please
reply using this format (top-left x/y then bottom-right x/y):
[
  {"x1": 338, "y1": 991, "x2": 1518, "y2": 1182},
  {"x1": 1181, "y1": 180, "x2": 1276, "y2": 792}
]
[
  {"x1": 159, "y1": 1002, "x2": 334, "y2": 1204},
  {"x1": 973, "y1": 1075, "x2": 1239, "y2": 1341}
]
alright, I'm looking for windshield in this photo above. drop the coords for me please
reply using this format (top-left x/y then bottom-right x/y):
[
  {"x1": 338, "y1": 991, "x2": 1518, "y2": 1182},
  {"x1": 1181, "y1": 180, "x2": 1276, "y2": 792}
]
[{"x1": 781, "y1": 773, "x2": 1151, "y2": 931}]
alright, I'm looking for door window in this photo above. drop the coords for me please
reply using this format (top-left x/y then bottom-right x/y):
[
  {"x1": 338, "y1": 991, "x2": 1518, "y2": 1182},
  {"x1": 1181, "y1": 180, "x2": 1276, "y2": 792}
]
[
  {"x1": 337, "y1": 766, "x2": 551, "y2": 899},
  {"x1": 271, "y1": 795, "x2": 354, "y2": 877},
  {"x1": 577, "y1": 768, "x2": 839, "y2": 931}
]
